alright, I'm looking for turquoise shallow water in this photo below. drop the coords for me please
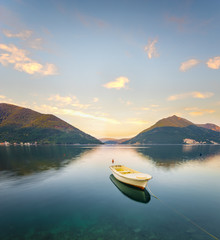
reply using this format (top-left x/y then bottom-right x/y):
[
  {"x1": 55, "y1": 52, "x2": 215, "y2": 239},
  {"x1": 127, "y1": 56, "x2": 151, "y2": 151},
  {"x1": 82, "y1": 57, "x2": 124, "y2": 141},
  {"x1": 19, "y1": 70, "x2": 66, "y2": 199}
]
[{"x1": 0, "y1": 145, "x2": 220, "y2": 240}]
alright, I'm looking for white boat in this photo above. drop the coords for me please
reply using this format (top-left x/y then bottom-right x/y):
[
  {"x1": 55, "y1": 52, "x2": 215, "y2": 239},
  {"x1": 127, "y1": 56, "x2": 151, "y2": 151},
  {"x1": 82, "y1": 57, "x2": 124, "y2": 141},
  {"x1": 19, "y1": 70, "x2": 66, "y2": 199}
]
[{"x1": 109, "y1": 165, "x2": 152, "y2": 190}]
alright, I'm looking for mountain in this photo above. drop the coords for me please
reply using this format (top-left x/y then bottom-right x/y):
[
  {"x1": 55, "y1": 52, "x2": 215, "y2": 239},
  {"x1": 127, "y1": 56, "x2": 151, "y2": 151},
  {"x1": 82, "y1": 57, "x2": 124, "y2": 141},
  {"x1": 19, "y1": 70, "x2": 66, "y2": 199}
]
[
  {"x1": 197, "y1": 123, "x2": 220, "y2": 132},
  {"x1": 100, "y1": 138, "x2": 130, "y2": 144},
  {"x1": 123, "y1": 115, "x2": 220, "y2": 144},
  {"x1": 0, "y1": 103, "x2": 101, "y2": 144}
]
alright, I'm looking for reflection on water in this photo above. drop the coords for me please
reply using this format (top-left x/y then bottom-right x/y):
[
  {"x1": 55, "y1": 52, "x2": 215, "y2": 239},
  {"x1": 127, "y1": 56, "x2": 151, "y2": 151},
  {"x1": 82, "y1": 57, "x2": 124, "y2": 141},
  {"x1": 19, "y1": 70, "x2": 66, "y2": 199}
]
[
  {"x1": 0, "y1": 145, "x2": 94, "y2": 176},
  {"x1": 135, "y1": 144, "x2": 220, "y2": 168},
  {"x1": 0, "y1": 145, "x2": 219, "y2": 240},
  {"x1": 110, "y1": 174, "x2": 151, "y2": 204}
]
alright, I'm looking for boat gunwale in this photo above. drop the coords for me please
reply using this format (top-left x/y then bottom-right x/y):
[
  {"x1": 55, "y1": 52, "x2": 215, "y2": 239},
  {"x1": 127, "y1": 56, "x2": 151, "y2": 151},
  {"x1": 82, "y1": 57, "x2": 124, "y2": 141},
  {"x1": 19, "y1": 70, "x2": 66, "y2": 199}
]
[{"x1": 109, "y1": 165, "x2": 152, "y2": 181}]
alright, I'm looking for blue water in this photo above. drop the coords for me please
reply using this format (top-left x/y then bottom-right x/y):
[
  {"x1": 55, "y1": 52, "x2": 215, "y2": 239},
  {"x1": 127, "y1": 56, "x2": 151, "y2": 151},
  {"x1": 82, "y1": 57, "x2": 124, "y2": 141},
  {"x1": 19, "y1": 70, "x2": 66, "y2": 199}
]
[{"x1": 0, "y1": 145, "x2": 220, "y2": 240}]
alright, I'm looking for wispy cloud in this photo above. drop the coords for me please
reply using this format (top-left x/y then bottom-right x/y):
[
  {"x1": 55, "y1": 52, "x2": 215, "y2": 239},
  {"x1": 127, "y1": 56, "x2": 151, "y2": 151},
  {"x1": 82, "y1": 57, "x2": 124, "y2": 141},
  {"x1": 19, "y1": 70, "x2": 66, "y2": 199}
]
[
  {"x1": 0, "y1": 94, "x2": 6, "y2": 99},
  {"x1": 48, "y1": 94, "x2": 90, "y2": 109},
  {"x1": 179, "y1": 59, "x2": 200, "y2": 72},
  {"x1": 48, "y1": 94, "x2": 73, "y2": 105},
  {"x1": 119, "y1": 98, "x2": 133, "y2": 106},
  {"x1": 3, "y1": 29, "x2": 32, "y2": 40},
  {"x1": 0, "y1": 94, "x2": 13, "y2": 103},
  {"x1": 166, "y1": 15, "x2": 186, "y2": 32},
  {"x1": 206, "y1": 56, "x2": 220, "y2": 69},
  {"x1": 3, "y1": 28, "x2": 44, "y2": 50},
  {"x1": 103, "y1": 76, "x2": 129, "y2": 90},
  {"x1": 144, "y1": 38, "x2": 159, "y2": 59},
  {"x1": 141, "y1": 107, "x2": 150, "y2": 111},
  {"x1": 75, "y1": 11, "x2": 108, "y2": 29},
  {"x1": 137, "y1": 104, "x2": 160, "y2": 112},
  {"x1": 0, "y1": 43, "x2": 57, "y2": 75},
  {"x1": 93, "y1": 97, "x2": 99, "y2": 103},
  {"x1": 184, "y1": 107, "x2": 197, "y2": 111},
  {"x1": 33, "y1": 104, "x2": 119, "y2": 124},
  {"x1": 184, "y1": 107, "x2": 215, "y2": 116},
  {"x1": 166, "y1": 13, "x2": 212, "y2": 34},
  {"x1": 0, "y1": 5, "x2": 24, "y2": 30},
  {"x1": 27, "y1": 38, "x2": 43, "y2": 50},
  {"x1": 168, "y1": 91, "x2": 214, "y2": 101},
  {"x1": 61, "y1": 109, "x2": 119, "y2": 124},
  {"x1": 150, "y1": 104, "x2": 159, "y2": 108}
]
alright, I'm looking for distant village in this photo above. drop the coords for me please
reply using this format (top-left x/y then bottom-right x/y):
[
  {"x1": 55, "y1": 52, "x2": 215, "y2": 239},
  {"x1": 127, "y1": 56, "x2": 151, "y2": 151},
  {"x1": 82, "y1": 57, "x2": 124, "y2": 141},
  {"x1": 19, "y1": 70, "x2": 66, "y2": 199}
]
[
  {"x1": 183, "y1": 138, "x2": 218, "y2": 145},
  {"x1": 0, "y1": 141, "x2": 38, "y2": 146}
]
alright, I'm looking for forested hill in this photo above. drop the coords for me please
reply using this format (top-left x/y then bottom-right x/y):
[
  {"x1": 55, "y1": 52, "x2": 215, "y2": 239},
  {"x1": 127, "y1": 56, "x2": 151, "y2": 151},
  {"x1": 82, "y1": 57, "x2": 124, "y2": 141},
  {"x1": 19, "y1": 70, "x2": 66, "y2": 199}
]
[
  {"x1": 0, "y1": 103, "x2": 101, "y2": 144},
  {"x1": 123, "y1": 115, "x2": 220, "y2": 144}
]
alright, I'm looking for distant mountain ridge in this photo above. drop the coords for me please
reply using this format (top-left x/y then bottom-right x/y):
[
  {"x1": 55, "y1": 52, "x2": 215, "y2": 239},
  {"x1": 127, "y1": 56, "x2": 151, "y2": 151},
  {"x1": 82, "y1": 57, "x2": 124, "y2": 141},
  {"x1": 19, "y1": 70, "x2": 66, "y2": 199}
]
[
  {"x1": 197, "y1": 123, "x2": 220, "y2": 132},
  {"x1": 100, "y1": 138, "x2": 130, "y2": 144},
  {"x1": 0, "y1": 103, "x2": 101, "y2": 144},
  {"x1": 123, "y1": 115, "x2": 220, "y2": 144}
]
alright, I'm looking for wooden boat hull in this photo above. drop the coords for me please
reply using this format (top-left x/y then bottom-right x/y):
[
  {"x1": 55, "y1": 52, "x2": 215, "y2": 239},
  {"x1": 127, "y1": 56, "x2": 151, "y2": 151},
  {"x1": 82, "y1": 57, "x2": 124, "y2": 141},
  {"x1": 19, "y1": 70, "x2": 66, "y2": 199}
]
[
  {"x1": 110, "y1": 165, "x2": 152, "y2": 190},
  {"x1": 111, "y1": 171, "x2": 148, "y2": 189}
]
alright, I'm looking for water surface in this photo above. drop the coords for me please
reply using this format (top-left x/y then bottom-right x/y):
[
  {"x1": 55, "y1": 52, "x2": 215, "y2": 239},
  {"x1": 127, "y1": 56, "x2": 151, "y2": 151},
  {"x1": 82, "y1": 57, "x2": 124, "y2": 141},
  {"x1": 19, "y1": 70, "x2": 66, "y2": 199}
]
[{"x1": 0, "y1": 145, "x2": 220, "y2": 240}]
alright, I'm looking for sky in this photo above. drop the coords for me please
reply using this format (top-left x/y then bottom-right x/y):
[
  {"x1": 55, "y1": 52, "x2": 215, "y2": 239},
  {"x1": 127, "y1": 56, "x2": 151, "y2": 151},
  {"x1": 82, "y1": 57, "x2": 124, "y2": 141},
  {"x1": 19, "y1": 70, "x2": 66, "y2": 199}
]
[{"x1": 0, "y1": 0, "x2": 220, "y2": 139}]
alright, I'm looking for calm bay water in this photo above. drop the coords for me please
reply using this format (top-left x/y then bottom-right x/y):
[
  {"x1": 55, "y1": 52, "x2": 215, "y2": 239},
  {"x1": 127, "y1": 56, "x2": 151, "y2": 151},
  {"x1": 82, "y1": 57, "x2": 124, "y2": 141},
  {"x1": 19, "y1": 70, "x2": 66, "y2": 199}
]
[{"x1": 0, "y1": 145, "x2": 220, "y2": 240}]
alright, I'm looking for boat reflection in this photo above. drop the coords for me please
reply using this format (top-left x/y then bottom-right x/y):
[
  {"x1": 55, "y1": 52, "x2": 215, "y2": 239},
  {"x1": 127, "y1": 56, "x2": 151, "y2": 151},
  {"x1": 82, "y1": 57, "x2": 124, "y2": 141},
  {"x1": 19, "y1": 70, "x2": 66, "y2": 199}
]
[{"x1": 110, "y1": 174, "x2": 151, "y2": 204}]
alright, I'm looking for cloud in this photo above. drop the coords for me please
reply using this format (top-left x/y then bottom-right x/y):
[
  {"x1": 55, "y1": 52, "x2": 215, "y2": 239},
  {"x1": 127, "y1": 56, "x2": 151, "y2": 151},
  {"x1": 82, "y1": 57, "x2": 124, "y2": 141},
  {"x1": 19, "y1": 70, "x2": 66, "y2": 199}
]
[
  {"x1": 179, "y1": 59, "x2": 200, "y2": 72},
  {"x1": 48, "y1": 94, "x2": 73, "y2": 105},
  {"x1": 14, "y1": 62, "x2": 57, "y2": 75},
  {"x1": 3, "y1": 29, "x2": 32, "y2": 40},
  {"x1": 3, "y1": 28, "x2": 44, "y2": 50},
  {"x1": 93, "y1": 97, "x2": 99, "y2": 103},
  {"x1": 168, "y1": 91, "x2": 214, "y2": 101},
  {"x1": 119, "y1": 98, "x2": 133, "y2": 106},
  {"x1": 0, "y1": 5, "x2": 24, "y2": 30},
  {"x1": 0, "y1": 95, "x2": 6, "y2": 99},
  {"x1": 61, "y1": 109, "x2": 119, "y2": 124},
  {"x1": 0, "y1": 44, "x2": 29, "y2": 65},
  {"x1": 165, "y1": 15, "x2": 188, "y2": 32},
  {"x1": 75, "y1": 11, "x2": 108, "y2": 29},
  {"x1": 150, "y1": 104, "x2": 159, "y2": 108},
  {"x1": 125, "y1": 101, "x2": 132, "y2": 106},
  {"x1": 144, "y1": 38, "x2": 159, "y2": 59},
  {"x1": 0, "y1": 43, "x2": 57, "y2": 75},
  {"x1": 103, "y1": 76, "x2": 129, "y2": 90},
  {"x1": 166, "y1": 16, "x2": 186, "y2": 31},
  {"x1": 0, "y1": 94, "x2": 13, "y2": 103},
  {"x1": 48, "y1": 94, "x2": 90, "y2": 109},
  {"x1": 140, "y1": 107, "x2": 150, "y2": 111},
  {"x1": 33, "y1": 104, "x2": 119, "y2": 124},
  {"x1": 184, "y1": 107, "x2": 197, "y2": 111},
  {"x1": 138, "y1": 104, "x2": 160, "y2": 112},
  {"x1": 27, "y1": 38, "x2": 43, "y2": 50},
  {"x1": 206, "y1": 56, "x2": 220, "y2": 69},
  {"x1": 185, "y1": 108, "x2": 215, "y2": 116}
]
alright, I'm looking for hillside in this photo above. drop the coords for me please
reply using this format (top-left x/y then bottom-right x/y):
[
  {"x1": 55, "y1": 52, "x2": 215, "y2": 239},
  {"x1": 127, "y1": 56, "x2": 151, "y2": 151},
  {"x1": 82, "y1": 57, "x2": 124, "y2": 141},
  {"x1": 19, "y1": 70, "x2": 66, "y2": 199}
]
[
  {"x1": 0, "y1": 103, "x2": 101, "y2": 144},
  {"x1": 197, "y1": 123, "x2": 220, "y2": 132},
  {"x1": 123, "y1": 115, "x2": 220, "y2": 144},
  {"x1": 140, "y1": 115, "x2": 194, "y2": 133}
]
